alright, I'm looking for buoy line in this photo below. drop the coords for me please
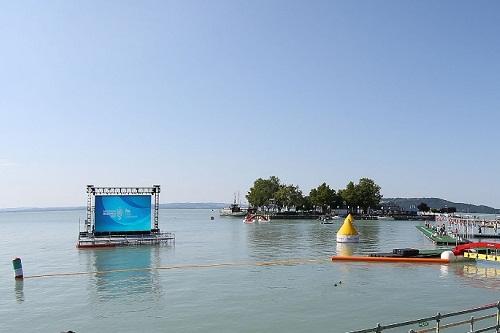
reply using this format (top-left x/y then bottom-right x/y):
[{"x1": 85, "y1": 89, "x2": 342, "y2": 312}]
[{"x1": 23, "y1": 258, "x2": 328, "y2": 280}]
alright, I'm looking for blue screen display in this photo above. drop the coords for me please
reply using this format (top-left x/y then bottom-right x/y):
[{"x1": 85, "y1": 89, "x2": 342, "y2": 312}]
[{"x1": 94, "y1": 195, "x2": 151, "y2": 232}]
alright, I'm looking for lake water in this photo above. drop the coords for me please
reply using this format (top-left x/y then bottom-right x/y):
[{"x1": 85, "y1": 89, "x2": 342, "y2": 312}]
[{"x1": 1, "y1": 209, "x2": 499, "y2": 332}]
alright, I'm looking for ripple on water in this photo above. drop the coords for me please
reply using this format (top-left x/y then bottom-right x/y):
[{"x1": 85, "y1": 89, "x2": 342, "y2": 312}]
[{"x1": 1, "y1": 210, "x2": 499, "y2": 332}]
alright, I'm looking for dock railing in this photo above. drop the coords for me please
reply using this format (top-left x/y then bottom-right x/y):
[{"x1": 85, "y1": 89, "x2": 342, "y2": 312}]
[{"x1": 346, "y1": 301, "x2": 500, "y2": 333}]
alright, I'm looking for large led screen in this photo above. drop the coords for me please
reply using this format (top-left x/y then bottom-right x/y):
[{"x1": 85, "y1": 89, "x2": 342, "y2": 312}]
[{"x1": 95, "y1": 195, "x2": 151, "y2": 232}]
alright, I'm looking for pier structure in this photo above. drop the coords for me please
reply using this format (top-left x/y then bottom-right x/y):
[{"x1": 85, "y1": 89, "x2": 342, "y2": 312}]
[
  {"x1": 78, "y1": 185, "x2": 175, "y2": 248},
  {"x1": 415, "y1": 225, "x2": 468, "y2": 245},
  {"x1": 437, "y1": 214, "x2": 500, "y2": 239},
  {"x1": 452, "y1": 242, "x2": 500, "y2": 263},
  {"x1": 77, "y1": 232, "x2": 175, "y2": 248},
  {"x1": 464, "y1": 250, "x2": 500, "y2": 262}
]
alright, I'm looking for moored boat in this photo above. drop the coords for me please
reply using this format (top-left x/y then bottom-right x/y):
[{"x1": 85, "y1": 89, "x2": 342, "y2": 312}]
[{"x1": 220, "y1": 195, "x2": 247, "y2": 217}]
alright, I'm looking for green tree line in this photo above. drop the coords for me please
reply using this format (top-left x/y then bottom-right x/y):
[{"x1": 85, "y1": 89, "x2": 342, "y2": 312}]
[{"x1": 246, "y1": 176, "x2": 382, "y2": 214}]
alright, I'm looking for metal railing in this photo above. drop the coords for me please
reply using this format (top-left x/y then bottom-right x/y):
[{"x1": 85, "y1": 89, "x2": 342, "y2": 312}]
[{"x1": 347, "y1": 302, "x2": 500, "y2": 333}]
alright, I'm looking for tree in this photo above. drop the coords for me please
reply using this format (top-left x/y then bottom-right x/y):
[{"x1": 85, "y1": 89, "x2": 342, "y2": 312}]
[
  {"x1": 273, "y1": 185, "x2": 287, "y2": 211},
  {"x1": 289, "y1": 186, "x2": 304, "y2": 209},
  {"x1": 246, "y1": 176, "x2": 282, "y2": 209},
  {"x1": 309, "y1": 182, "x2": 340, "y2": 214},
  {"x1": 339, "y1": 181, "x2": 357, "y2": 211},
  {"x1": 274, "y1": 184, "x2": 303, "y2": 211},
  {"x1": 417, "y1": 202, "x2": 430, "y2": 212},
  {"x1": 355, "y1": 178, "x2": 382, "y2": 213},
  {"x1": 339, "y1": 178, "x2": 382, "y2": 213},
  {"x1": 296, "y1": 195, "x2": 312, "y2": 212},
  {"x1": 439, "y1": 206, "x2": 456, "y2": 213}
]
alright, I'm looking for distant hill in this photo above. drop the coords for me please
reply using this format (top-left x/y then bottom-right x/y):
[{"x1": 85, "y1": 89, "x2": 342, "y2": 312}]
[
  {"x1": 0, "y1": 206, "x2": 85, "y2": 212},
  {"x1": 382, "y1": 197, "x2": 500, "y2": 214},
  {"x1": 159, "y1": 202, "x2": 228, "y2": 209},
  {"x1": 0, "y1": 202, "x2": 231, "y2": 213}
]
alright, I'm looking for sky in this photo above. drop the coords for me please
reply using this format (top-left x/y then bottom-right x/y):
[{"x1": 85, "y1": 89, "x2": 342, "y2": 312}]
[{"x1": 0, "y1": 1, "x2": 499, "y2": 208}]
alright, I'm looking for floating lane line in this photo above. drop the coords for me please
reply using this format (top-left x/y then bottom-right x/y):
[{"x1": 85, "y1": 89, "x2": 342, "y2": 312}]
[{"x1": 23, "y1": 258, "x2": 328, "y2": 280}]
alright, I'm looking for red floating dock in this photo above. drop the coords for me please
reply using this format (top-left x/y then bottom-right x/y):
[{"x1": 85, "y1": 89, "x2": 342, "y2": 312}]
[{"x1": 331, "y1": 256, "x2": 450, "y2": 264}]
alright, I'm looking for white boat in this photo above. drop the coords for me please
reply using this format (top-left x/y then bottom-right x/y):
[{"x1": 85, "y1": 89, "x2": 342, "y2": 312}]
[
  {"x1": 220, "y1": 205, "x2": 247, "y2": 217},
  {"x1": 220, "y1": 195, "x2": 247, "y2": 217},
  {"x1": 319, "y1": 215, "x2": 341, "y2": 222}
]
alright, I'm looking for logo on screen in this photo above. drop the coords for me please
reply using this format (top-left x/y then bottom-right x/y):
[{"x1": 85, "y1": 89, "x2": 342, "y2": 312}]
[{"x1": 94, "y1": 195, "x2": 151, "y2": 232}]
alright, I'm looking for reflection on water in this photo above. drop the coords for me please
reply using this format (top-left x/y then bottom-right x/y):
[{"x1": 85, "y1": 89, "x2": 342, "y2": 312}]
[
  {"x1": 462, "y1": 264, "x2": 500, "y2": 278},
  {"x1": 4, "y1": 210, "x2": 500, "y2": 333},
  {"x1": 355, "y1": 222, "x2": 380, "y2": 253},
  {"x1": 14, "y1": 280, "x2": 24, "y2": 303},
  {"x1": 440, "y1": 264, "x2": 449, "y2": 277},
  {"x1": 245, "y1": 219, "x2": 381, "y2": 260},
  {"x1": 453, "y1": 263, "x2": 500, "y2": 290},
  {"x1": 82, "y1": 247, "x2": 164, "y2": 301},
  {"x1": 246, "y1": 222, "x2": 306, "y2": 260},
  {"x1": 336, "y1": 243, "x2": 356, "y2": 257}
]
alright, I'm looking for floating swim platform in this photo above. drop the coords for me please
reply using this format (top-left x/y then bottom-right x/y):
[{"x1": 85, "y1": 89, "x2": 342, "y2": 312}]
[
  {"x1": 464, "y1": 251, "x2": 500, "y2": 262},
  {"x1": 416, "y1": 226, "x2": 468, "y2": 245},
  {"x1": 331, "y1": 255, "x2": 450, "y2": 264},
  {"x1": 77, "y1": 232, "x2": 175, "y2": 248},
  {"x1": 368, "y1": 249, "x2": 445, "y2": 258},
  {"x1": 455, "y1": 242, "x2": 500, "y2": 262}
]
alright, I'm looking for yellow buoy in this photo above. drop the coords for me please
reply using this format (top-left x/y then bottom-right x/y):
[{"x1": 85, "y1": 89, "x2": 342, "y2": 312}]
[{"x1": 336, "y1": 214, "x2": 359, "y2": 243}]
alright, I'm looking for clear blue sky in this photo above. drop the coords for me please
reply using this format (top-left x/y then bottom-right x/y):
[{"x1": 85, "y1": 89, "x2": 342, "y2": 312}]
[{"x1": 1, "y1": 1, "x2": 499, "y2": 208}]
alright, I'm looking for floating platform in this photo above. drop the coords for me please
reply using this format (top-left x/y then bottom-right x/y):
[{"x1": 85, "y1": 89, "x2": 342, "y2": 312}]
[
  {"x1": 469, "y1": 234, "x2": 500, "y2": 239},
  {"x1": 267, "y1": 214, "x2": 321, "y2": 220},
  {"x1": 416, "y1": 225, "x2": 468, "y2": 245},
  {"x1": 369, "y1": 248, "x2": 447, "y2": 258},
  {"x1": 464, "y1": 251, "x2": 500, "y2": 262},
  {"x1": 454, "y1": 242, "x2": 500, "y2": 262},
  {"x1": 392, "y1": 214, "x2": 435, "y2": 221},
  {"x1": 332, "y1": 255, "x2": 450, "y2": 264},
  {"x1": 77, "y1": 232, "x2": 175, "y2": 248}
]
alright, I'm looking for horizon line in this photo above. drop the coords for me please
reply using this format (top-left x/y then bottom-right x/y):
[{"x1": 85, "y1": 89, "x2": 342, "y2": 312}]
[{"x1": 0, "y1": 198, "x2": 498, "y2": 212}]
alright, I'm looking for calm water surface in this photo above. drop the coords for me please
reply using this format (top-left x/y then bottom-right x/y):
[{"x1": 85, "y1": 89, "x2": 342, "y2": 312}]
[{"x1": 1, "y1": 209, "x2": 499, "y2": 332}]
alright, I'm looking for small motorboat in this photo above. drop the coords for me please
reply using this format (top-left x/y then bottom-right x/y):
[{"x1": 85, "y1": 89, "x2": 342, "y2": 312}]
[{"x1": 319, "y1": 215, "x2": 340, "y2": 222}]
